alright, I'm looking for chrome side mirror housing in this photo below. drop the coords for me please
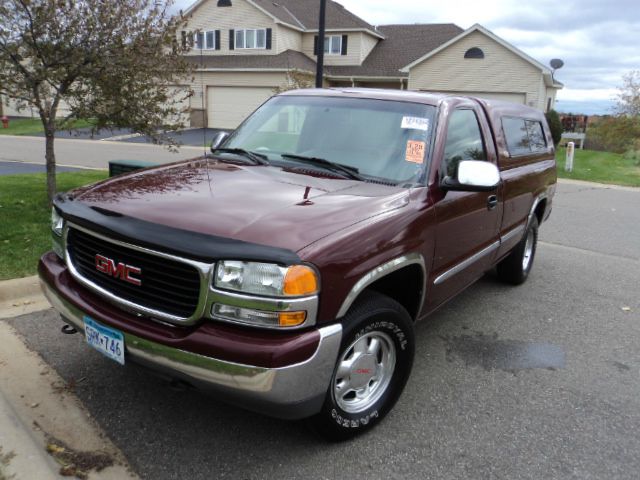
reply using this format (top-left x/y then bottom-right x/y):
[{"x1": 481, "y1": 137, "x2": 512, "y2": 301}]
[
  {"x1": 210, "y1": 131, "x2": 230, "y2": 152},
  {"x1": 441, "y1": 160, "x2": 500, "y2": 192}
]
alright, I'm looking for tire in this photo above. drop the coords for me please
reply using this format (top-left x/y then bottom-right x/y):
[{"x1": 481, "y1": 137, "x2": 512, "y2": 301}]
[
  {"x1": 308, "y1": 292, "x2": 415, "y2": 441},
  {"x1": 497, "y1": 216, "x2": 538, "y2": 285}
]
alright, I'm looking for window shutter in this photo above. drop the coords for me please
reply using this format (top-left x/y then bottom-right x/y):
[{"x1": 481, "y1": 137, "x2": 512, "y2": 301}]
[
  {"x1": 313, "y1": 35, "x2": 318, "y2": 55},
  {"x1": 266, "y1": 28, "x2": 272, "y2": 50},
  {"x1": 181, "y1": 31, "x2": 187, "y2": 49},
  {"x1": 229, "y1": 29, "x2": 235, "y2": 50},
  {"x1": 215, "y1": 30, "x2": 221, "y2": 50},
  {"x1": 341, "y1": 35, "x2": 348, "y2": 55}
]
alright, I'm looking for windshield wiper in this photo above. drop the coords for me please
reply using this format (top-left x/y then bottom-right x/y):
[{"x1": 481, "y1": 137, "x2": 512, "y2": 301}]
[
  {"x1": 280, "y1": 153, "x2": 364, "y2": 181},
  {"x1": 210, "y1": 148, "x2": 269, "y2": 166}
]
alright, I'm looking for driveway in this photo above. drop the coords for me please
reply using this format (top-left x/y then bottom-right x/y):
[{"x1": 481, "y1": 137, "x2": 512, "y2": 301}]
[{"x1": 5, "y1": 181, "x2": 640, "y2": 480}]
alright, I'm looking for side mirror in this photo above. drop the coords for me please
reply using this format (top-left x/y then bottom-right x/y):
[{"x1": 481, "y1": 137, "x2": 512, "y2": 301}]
[
  {"x1": 441, "y1": 160, "x2": 500, "y2": 192},
  {"x1": 210, "y1": 131, "x2": 230, "y2": 152}
]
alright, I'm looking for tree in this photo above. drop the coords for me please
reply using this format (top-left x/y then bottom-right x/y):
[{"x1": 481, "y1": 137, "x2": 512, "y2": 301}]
[
  {"x1": 545, "y1": 109, "x2": 562, "y2": 146},
  {"x1": 614, "y1": 70, "x2": 640, "y2": 117},
  {"x1": 0, "y1": 0, "x2": 193, "y2": 203}
]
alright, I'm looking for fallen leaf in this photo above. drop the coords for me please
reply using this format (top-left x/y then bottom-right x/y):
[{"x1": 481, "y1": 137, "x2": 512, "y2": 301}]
[{"x1": 46, "y1": 443, "x2": 65, "y2": 454}]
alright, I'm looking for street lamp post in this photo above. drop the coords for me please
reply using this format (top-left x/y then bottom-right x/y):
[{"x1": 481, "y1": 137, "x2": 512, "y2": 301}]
[{"x1": 315, "y1": 0, "x2": 327, "y2": 88}]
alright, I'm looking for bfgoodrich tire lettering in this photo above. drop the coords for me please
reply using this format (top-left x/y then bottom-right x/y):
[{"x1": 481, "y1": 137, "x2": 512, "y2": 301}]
[{"x1": 309, "y1": 292, "x2": 415, "y2": 440}]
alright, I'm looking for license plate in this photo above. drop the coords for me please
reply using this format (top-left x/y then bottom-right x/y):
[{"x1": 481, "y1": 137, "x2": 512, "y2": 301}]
[{"x1": 83, "y1": 316, "x2": 125, "y2": 365}]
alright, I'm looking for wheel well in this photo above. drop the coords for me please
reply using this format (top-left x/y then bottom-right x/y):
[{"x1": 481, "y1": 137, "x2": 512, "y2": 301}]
[
  {"x1": 534, "y1": 199, "x2": 547, "y2": 224},
  {"x1": 364, "y1": 264, "x2": 423, "y2": 320}
]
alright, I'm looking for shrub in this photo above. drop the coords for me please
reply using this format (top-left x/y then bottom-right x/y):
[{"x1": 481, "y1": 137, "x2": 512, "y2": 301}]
[
  {"x1": 545, "y1": 109, "x2": 563, "y2": 146},
  {"x1": 586, "y1": 116, "x2": 640, "y2": 153}
]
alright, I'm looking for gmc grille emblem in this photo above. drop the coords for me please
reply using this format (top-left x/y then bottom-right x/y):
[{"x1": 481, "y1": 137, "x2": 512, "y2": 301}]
[{"x1": 95, "y1": 254, "x2": 142, "y2": 286}]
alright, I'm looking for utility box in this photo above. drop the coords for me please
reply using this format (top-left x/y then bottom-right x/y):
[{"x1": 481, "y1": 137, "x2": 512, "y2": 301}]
[{"x1": 108, "y1": 160, "x2": 159, "y2": 177}]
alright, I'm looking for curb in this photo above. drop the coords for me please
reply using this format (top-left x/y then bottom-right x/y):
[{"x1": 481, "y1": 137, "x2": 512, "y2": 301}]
[
  {"x1": 0, "y1": 322, "x2": 138, "y2": 480},
  {"x1": 0, "y1": 276, "x2": 49, "y2": 319},
  {"x1": 557, "y1": 178, "x2": 640, "y2": 191},
  {"x1": 0, "y1": 391, "x2": 61, "y2": 479}
]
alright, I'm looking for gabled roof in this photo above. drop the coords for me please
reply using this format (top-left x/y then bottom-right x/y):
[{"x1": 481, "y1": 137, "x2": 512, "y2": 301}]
[
  {"x1": 185, "y1": 49, "x2": 317, "y2": 72},
  {"x1": 184, "y1": 0, "x2": 382, "y2": 37},
  {"x1": 326, "y1": 24, "x2": 463, "y2": 78},
  {"x1": 402, "y1": 23, "x2": 549, "y2": 73}
]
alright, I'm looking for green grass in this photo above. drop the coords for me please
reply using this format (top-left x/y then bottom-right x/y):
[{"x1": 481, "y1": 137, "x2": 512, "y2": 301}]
[
  {"x1": 0, "y1": 118, "x2": 93, "y2": 136},
  {"x1": 0, "y1": 171, "x2": 107, "y2": 280},
  {"x1": 556, "y1": 147, "x2": 640, "y2": 187}
]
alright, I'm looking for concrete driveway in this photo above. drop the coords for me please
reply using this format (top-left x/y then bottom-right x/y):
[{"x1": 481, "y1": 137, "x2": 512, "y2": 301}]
[{"x1": 4, "y1": 181, "x2": 640, "y2": 480}]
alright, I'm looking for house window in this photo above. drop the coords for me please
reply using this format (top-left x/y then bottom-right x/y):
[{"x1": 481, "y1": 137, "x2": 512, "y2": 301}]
[
  {"x1": 192, "y1": 30, "x2": 220, "y2": 51},
  {"x1": 464, "y1": 47, "x2": 484, "y2": 59},
  {"x1": 325, "y1": 35, "x2": 342, "y2": 55},
  {"x1": 313, "y1": 35, "x2": 348, "y2": 56},
  {"x1": 235, "y1": 29, "x2": 267, "y2": 49}
]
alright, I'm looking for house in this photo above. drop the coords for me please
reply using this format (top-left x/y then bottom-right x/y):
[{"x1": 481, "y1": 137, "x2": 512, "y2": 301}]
[{"x1": 181, "y1": 0, "x2": 563, "y2": 129}]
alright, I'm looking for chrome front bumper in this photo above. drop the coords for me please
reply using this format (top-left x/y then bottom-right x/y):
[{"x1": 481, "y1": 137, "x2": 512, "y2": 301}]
[{"x1": 40, "y1": 279, "x2": 342, "y2": 420}]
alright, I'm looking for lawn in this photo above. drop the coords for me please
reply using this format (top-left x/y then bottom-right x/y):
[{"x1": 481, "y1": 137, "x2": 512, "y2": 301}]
[
  {"x1": 556, "y1": 147, "x2": 640, "y2": 187},
  {"x1": 0, "y1": 118, "x2": 93, "y2": 136},
  {"x1": 0, "y1": 171, "x2": 107, "y2": 280}
]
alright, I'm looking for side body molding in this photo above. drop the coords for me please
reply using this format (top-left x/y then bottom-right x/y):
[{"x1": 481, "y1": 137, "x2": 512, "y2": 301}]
[{"x1": 336, "y1": 253, "x2": 427, "y2": 319}]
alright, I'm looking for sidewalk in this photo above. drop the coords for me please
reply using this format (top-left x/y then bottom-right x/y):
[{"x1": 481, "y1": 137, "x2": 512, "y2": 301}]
[{"x1": 0, "y1": 317, "x2": 138, "y2": 480}]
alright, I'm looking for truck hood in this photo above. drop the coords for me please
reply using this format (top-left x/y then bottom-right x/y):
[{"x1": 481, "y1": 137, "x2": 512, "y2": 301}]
[{"x1": 72, "y1": 159, "x2": 410, "y2": 253}]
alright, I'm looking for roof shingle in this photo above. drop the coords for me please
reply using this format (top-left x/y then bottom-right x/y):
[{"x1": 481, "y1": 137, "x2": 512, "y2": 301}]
[{"x1": 326, "y1": 23, "x2": 463, "y2": 78}]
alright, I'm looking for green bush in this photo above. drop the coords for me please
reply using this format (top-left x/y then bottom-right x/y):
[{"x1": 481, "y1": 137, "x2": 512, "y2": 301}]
[
  {"x1": 545, "y1": 109, "x2": 563, "y2": 146},
  {"x1": 586, "y1": 116, "x2": 640, "y2": 153}
]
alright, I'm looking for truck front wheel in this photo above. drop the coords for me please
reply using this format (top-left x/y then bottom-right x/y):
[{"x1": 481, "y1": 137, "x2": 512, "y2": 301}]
[
  {"x1": 309, "y1": 292, "x2": 415, "y2": 441},
  {"x1": 497, "y1": 216, "x2": 539, "y2": 285}
]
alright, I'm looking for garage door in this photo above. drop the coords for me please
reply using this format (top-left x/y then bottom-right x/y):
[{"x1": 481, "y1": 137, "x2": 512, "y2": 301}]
[{"x1": 207, "y1": 87, "x2": 274, "y2": 129}]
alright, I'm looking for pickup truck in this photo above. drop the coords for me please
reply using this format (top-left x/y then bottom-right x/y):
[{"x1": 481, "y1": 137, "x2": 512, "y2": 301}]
[{"x1": 40, "y1": 88, "x2": 556, "y2": 440}]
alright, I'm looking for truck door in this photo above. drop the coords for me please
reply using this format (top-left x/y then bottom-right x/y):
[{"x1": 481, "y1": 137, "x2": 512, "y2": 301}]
[{"x1": 427, "y1": 101, "x2": 502, "y2": 310}]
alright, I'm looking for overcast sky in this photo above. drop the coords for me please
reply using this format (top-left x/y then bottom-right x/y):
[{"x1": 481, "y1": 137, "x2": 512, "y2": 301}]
[{"x1": 174, "y1": 0, "x2": 640, "y2": 114}]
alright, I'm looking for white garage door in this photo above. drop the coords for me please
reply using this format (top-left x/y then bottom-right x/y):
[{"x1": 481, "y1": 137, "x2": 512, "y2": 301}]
[{"x1": 208, "y1": 87, "x2": 274, "y2": 129}]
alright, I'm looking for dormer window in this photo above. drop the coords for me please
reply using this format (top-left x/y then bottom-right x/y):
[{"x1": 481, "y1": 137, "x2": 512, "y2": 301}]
[
  {"x1": 313, "y1": 34, "x2": 348, "y2": 56},
  {"x1": 464, "y1": 47, "x2": 484, "y2": 59}
]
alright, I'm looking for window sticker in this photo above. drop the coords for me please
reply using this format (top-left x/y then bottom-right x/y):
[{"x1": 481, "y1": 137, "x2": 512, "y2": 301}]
[
  {"x1": 405, "y1": 140, "x2": 426, "y2": 164},
  {"x1": 401, "y1": 116, "x2": 429, "y2": 131}
]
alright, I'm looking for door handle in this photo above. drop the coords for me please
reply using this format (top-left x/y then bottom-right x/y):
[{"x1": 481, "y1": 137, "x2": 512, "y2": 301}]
[{"x1": 487, "y1": 195, "x2": 498, "y2": 210}]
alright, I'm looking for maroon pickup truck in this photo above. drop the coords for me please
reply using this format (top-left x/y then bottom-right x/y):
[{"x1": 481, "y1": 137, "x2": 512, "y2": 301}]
[{"x1": 40, "y1": 88, "x2": 555, "y2": 439}]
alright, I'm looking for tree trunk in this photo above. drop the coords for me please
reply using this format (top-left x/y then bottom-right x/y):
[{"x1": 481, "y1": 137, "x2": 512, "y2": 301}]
[{"x1": 45, "y1": 127, "x2": 56, "y2": 205}]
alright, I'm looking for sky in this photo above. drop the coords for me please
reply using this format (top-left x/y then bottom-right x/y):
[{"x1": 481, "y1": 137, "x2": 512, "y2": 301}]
[{"x1": 174, "y1": 0, "x2": 640, "y2": 115}]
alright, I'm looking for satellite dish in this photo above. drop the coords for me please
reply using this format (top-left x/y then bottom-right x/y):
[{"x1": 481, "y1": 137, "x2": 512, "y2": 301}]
[{"x1": 550, "y1": 59, "x2": 564, "y2": 70}]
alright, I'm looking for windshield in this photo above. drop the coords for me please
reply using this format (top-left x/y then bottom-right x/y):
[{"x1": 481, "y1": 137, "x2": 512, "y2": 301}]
[{"x1": 223, "y1": 95, "x2": 436, "y2": 184}]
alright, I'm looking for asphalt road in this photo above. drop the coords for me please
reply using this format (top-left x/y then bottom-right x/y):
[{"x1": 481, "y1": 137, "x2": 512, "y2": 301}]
[
  {"x1": 6, "y1": 181, "x2": 640, "y2": 480},
  {"x1": 0, "y1": 160, "x2": 84, "y2": 175},
  {"x1": 0, "y1": 135, "x2": 205, "y2": 170}
]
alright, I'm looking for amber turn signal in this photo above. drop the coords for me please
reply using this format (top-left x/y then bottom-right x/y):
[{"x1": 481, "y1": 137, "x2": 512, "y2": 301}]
[
  {"x1": 278, "y1": 311, "x2": 307, "y2": 327},
  {"x1": 283, "y1": 265, "x2": 319, "y2": 296}
]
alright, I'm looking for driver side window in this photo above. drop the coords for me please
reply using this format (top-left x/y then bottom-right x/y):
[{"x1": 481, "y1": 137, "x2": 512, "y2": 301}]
[{"x1": 442, "y1": 109, "x2": 487, "y2": 177}]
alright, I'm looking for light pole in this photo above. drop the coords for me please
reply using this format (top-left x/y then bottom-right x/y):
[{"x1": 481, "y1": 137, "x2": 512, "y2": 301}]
[{"x1": 315, "y1": 0, "x2": 327, "y2": 88}]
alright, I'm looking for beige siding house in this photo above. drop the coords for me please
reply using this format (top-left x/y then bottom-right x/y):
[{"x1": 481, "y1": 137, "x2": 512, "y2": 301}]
[{"x1": 182, "y1": 1, "x2": 562, "y2": 128}]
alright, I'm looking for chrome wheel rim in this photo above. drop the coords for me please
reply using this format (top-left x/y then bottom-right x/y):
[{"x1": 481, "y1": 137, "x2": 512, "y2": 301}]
[
  {"x1": 522, "y1": 229, "x2": 534, "y2": 271},
  {"x1": 333, "y1": 331, "x2": 396, "y2": 414}
]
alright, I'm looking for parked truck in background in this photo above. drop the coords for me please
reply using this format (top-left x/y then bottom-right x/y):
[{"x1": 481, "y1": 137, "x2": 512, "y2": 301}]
[{"x1": 40, "y1": 88, "x2": 556, "y2": 439}]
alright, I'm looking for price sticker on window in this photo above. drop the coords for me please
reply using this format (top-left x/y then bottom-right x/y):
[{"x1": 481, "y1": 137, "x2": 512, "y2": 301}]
[{"x1": 405, "y1": 140, "x2": 426, "y2": 164}]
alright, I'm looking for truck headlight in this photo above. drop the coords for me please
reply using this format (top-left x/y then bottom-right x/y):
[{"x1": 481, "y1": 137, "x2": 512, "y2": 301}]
[
  {"x1": 214, "y1": 261, "x2": 319, "y2": 297},
  {"x1": 51, "y1": 207, "x2": 64, "y2": 236}
]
